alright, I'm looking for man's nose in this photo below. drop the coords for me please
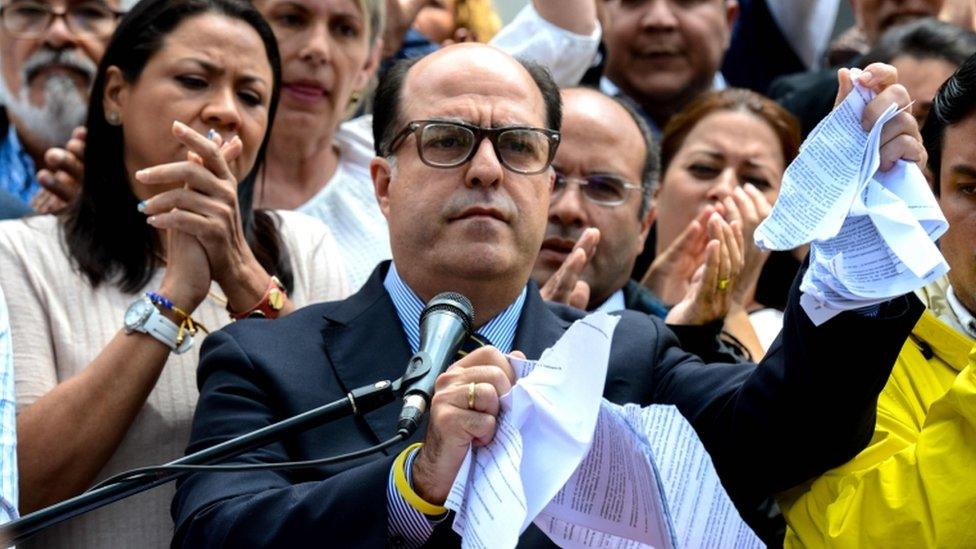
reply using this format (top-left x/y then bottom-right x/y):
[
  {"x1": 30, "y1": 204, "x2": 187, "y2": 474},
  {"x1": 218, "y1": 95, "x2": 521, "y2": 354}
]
[
  {"x1": 465, "y1": 138, "x2": 503, "y2": 189},
  {"x1": 549, "y1": 178, "x2": 588, "y2": 228},
  {"x1": 43, "y1": 10, "x2": 82, "y2": 50},
  {"x1": 640, "y1": 0, "x2": 680, "y2": 30}
]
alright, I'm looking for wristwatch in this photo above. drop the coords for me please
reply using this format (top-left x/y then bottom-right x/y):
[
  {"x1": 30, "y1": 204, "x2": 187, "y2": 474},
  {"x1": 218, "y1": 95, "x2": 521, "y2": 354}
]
[{"x1": 123, "y1": 297, "x2": 192, "y2": 354}]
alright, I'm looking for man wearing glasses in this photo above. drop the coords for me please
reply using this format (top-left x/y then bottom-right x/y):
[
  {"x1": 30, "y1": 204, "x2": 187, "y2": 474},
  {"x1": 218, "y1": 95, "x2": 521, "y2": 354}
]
[
  {"x1": 531, "y1": 88, "x2": 665, "y2": 316},
  {"x1": 174, "y1": 44, "x2": 925, "y2": 547},
  {"x1": 530, "y1": 87, "x2": 752, "y2": 367},
  {"x1": 0, "y1": 0, "x2": 123, "y2": 215}
]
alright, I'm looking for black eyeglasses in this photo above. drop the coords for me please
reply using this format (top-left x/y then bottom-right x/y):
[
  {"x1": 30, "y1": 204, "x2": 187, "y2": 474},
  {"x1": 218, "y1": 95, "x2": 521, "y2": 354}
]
[
  {"x1": 0, "y1": 1, "x2": 123, "y2": 39},
  {"x1": 384, "y1": 119, "x2": 560, "y2": 175},
  {"x1": 552, "y1": 171, "x2": 640, "y2": 206}
]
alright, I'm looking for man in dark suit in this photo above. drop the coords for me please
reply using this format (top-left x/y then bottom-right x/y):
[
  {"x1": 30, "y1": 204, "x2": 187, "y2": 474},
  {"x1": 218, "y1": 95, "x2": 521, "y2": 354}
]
[
  {"x1": 172, "y1": 44, "x2": 926, "y2": 547},
  {"x1": 532, "y1": 88, "x2": 665, "y2": 317},
  {"x1": 531, "y1": 87, "x2": 750, "y2": 362}
]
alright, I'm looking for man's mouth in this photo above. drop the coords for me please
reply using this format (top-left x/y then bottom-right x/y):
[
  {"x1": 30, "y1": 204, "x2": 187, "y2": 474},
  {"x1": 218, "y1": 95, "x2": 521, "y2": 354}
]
[
  {"x1": 27, "y1": 63, "x2": 91, "y2": 83},
  {"x1": 633, "y1": 45, "x2": 683, "y2": 60},
  {"x1": 452, "y1": 206, "x2": 508, "y2": 222},
  {"x1": 538, "y1": 236, "x2": 578, "y2": 264}
]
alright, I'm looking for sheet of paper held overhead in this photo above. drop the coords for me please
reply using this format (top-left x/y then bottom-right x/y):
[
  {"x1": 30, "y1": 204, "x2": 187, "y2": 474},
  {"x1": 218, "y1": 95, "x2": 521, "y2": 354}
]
[{"x1": 754, "y1": 69, "x2": 947, "y2": 324}]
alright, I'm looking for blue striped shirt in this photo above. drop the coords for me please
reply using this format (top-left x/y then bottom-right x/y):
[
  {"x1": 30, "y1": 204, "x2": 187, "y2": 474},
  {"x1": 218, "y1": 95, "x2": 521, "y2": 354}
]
[
  {"x1": 0, "y1": 125, "x2": 39, "y2": 205},
  {"x1": 0, "y1": 286, "x2": 18, "y2": 523},
  {"x1": 383, "y1": 263, "x2": 525, "y2": 547}
]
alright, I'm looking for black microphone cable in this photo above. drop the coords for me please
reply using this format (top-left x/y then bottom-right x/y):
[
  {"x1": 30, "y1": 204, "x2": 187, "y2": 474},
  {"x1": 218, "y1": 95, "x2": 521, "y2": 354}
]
[{"x1": 88, "y1": 431, "x2": 409, "y2": 492}]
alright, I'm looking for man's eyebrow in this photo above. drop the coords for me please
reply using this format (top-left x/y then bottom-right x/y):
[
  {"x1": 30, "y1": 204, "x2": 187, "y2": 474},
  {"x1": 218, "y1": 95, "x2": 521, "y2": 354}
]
[{"x1": 949, "y1": 164, "x2": 976, "y2": 179}]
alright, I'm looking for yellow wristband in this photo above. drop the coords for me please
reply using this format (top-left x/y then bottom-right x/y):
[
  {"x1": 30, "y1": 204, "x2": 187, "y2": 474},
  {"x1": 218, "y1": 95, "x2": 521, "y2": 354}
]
[{"x1": 393, "y1": 442, "x2": 447, "y2": 516}]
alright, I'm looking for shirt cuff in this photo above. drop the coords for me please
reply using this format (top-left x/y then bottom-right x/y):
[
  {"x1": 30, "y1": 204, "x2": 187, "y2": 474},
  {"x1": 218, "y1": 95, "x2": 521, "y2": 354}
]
[
  {"x1": 387, "y1": 447, "x2": 446, "y2": 548},
  {"x1": 489, "y1": 3, "x2": 601, "y2": 87}
]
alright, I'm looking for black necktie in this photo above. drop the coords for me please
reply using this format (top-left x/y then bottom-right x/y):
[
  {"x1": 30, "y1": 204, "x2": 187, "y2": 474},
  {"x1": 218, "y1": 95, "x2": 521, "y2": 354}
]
[{"x1": 457, "y1": 333, "x2": 493, "y2": 359}]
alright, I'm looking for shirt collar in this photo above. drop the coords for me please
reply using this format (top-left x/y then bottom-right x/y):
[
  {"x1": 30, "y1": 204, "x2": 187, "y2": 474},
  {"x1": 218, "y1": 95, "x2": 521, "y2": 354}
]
[
  {"x1": 383, "y1": 262, "x2": 526, "y2": 354},
  {"x1": 592, "y1": 288, "x2": 626, "y2": 314},
  {"x1": 945, "y1": 285, "x2": 976, "y2": 339},
  {"x1": 599, "y1": 72, "x2": 727, "y2": 136},
  {"x1": 0, "y1": 125, "x2": 39, "y2": 204}
]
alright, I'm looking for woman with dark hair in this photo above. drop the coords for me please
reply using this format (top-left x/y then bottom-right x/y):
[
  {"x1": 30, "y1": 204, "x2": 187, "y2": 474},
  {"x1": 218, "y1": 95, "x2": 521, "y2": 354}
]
[
  {"x1": 0, "y1": 0, "x2": 347, "y2": 545},
  {"x1": 645, "y1": 88, "x2": 802, "y2": 357}
]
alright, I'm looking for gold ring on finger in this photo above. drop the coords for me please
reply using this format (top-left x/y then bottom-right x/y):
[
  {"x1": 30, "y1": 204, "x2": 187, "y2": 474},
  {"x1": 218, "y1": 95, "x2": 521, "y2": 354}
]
[
  {"x1": 467, "y1": 382, "x2": 476, "y2": 410},
  {"x1": 717, "y1": 278, "x2": 731, "y2": 292}
]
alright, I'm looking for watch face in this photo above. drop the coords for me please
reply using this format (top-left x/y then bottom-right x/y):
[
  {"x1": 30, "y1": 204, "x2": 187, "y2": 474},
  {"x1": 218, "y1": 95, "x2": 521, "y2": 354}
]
[{"x1": 124, "y1": 299, "x2": 154, "y2": 330}]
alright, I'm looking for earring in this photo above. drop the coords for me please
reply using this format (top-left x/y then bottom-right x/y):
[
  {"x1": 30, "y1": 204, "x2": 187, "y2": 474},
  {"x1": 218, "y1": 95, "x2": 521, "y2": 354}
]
[
  {"x1": 107, "y1": 111, "x2": 121, "y2": 125},
  {"x1": 349, "y1": 90, "x2": 362, "y2": 104}
]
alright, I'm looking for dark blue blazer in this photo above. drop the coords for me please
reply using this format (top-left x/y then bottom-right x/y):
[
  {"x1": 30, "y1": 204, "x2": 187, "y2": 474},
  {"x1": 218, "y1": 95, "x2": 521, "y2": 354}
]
[{"x1": 172, "y1": 262, "x2": 922, "y2": 547}]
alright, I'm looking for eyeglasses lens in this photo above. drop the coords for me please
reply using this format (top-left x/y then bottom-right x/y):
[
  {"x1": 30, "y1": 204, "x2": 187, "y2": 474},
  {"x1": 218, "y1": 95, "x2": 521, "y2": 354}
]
[
  {"x1": 420, "y1": 124, "x2": 475, "y2": 166},
  {"x1": 497, "y1": 129, "x2": 549, "y2": 173},
  {"x1": 554, "y1": 174, "x2": 629, "y2": 205}
]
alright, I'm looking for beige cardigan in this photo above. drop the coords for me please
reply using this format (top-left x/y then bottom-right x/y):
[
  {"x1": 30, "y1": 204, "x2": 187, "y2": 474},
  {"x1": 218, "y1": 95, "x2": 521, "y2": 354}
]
[{"x1": 0, "y1": 211, "x2": 350, "y2": 548}]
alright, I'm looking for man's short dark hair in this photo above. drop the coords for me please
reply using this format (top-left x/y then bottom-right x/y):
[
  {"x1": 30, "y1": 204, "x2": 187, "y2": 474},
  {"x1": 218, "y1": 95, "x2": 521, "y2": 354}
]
[
  {"x1": 922, "y1": 52, "x2": 976, "y2": 195},
  {"x1": 861, "y1": 17, "x2": 976, "y2": 68},
  {"x1": 608, "y1": 93, "x2": 659, "y2": 218},
  {"x1": 372, "y1": 54, "x2": 562, "y2": 157}
]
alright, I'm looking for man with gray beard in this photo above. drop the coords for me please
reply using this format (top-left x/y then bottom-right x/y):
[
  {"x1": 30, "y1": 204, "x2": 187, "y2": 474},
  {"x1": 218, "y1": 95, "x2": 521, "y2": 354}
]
[{"x1": 0, "y1": 0, "x2": 123, "y2": 216}]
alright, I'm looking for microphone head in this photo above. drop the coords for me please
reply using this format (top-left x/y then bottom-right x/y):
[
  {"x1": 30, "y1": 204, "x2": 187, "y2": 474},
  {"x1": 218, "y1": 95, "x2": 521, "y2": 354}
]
[{"x1": 421, "y1": 292, "x2": 474, "y2": 334}]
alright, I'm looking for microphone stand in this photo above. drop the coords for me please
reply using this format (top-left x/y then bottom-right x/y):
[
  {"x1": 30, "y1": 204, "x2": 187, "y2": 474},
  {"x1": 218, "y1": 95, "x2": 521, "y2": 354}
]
[{"x1": 1, "y1": 378, "x2": 399, "y2": 546}]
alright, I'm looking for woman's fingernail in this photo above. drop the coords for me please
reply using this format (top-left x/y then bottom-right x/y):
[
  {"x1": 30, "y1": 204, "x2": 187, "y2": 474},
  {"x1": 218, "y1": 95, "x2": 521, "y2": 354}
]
[
  {"x1": 172, "y1": 120, "x2": 187, "y2": 135},
  {"x1": 860, "y1": 70, "x2": 873, "y2": 83},
  {"x1": 146, "y1": 215, "x2": 158, "y2": 225},
  {"x1": 137, "y1": 199, "x2": 148, "y2": 212},
  {"x1": 135, "y1": 169, "x2": 148, "y2": 181}
]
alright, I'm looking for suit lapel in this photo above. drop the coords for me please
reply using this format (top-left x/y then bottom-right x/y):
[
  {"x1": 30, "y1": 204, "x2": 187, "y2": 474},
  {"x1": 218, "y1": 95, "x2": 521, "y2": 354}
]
[
  {"x1": 513, "y1": 283, "x2": 572, "y2": 360},
  {"x1": 320, "y1": 273, "x2": 567, "y2": 444},
  {"x1": 320, "y1": 263, "x2": 424, "y2": 448}
]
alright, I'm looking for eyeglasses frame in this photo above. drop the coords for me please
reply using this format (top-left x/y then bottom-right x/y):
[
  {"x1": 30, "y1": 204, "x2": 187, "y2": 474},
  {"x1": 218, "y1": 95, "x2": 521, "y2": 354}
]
[
  {"x1": 552, "y1": 171, "x2": 641, "y2": 207},
  {"x1": 0, "y1": 0, "x2": 124, "y2": 39},
  {"x1": 384, "y1": 119, "x2": 561, "y2": 176}
]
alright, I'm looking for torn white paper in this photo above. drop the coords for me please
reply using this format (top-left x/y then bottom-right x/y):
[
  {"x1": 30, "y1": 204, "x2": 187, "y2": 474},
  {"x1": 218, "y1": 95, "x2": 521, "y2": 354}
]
[
  {"x1": 446, "y1": 312, "x2": 761, "y2": 548},
  {"x1": 534, "y1": 404, "x2": 762, "y2": 549},
  {"x1": 754, "y1": 69, "x2": 947, "y2": 324},
  {"x1": 446, "y1": 313, "x2": 618, "y2": 548}
]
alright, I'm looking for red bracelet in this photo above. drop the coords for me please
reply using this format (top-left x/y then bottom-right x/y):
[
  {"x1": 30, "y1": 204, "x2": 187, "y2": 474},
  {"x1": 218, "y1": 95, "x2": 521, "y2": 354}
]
[{"x1": 229, "y1": 276, "x2": 287, "y2": 320}]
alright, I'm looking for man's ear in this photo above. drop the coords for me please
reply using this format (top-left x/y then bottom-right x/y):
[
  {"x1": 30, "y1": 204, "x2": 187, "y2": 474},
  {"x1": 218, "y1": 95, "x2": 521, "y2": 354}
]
[
  {"x1": 636, "y1": 202, "x2": 656, "y2": 254},
  {"x1": 371, "y1": 156, "x2": 393, "y2": 219},
  {"x1": 724, "y1": 0, "x2": 740, "y2": 48},
  {"x1": 102, "y1": 66, "x2": 129, "y2": 124}
]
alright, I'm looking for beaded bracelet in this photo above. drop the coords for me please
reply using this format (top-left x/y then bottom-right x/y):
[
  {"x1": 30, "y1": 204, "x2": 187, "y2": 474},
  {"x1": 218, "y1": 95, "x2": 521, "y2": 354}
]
[{"x1": 146, "y1": 291, "x2": 210, "y2": 345}]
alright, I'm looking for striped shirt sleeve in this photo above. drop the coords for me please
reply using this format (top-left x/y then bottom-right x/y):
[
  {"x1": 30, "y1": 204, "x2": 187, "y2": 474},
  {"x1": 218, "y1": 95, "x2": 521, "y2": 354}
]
[{"x1": 387, "y1": 448, "x2": 446, "y2": 548}]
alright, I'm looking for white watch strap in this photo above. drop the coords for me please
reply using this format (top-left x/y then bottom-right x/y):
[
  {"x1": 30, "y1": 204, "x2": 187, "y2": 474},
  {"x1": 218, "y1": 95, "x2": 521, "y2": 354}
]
[{"x1": 142, "y1": 305, "x2": 192, "y2": 353}]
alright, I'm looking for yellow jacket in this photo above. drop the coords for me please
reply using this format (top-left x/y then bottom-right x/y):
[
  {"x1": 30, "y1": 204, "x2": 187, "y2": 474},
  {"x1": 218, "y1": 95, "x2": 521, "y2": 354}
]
[{"x1": 779, "y1": 309, "x2": 976, "y2": 548}]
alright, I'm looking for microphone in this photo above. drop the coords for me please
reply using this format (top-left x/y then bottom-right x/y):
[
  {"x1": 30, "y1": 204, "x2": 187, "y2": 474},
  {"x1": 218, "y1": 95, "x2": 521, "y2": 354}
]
[{"x1": 397, "y1": 292, "x2": 474, "y2": 435}]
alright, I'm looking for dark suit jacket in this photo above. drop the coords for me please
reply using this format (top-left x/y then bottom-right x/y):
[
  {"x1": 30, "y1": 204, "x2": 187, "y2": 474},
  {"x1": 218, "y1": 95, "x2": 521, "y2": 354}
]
[{"x1": 172, "y1": 262, "x2": 922, "y2": 548}]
